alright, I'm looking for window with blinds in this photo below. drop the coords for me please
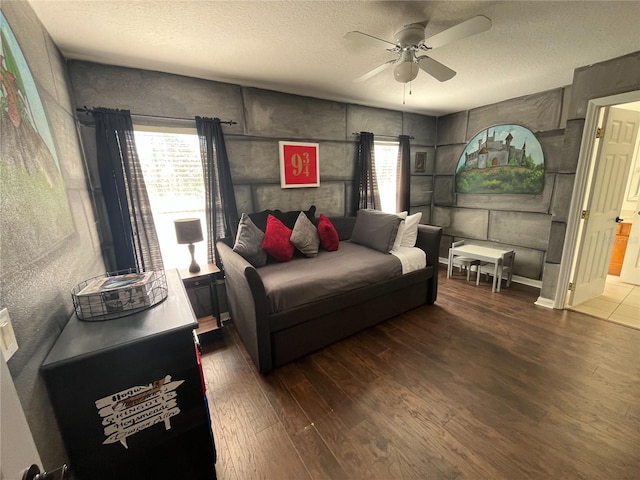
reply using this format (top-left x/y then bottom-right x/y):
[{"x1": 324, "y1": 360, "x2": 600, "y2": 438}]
[
  {"x1": 374, "y1": 142, "x2": 399, "y2": 213},
  {"x1": 134, "y1": 127, "x2": 208, "y2": 269}
]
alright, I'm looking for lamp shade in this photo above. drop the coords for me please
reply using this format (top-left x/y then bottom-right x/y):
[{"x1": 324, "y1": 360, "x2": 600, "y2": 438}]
[{"x1": 174, "y1": 218, "x2": 203, "y2": 244}]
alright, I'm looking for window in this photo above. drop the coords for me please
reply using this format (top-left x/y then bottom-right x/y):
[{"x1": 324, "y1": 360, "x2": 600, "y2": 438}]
[
  {"x1": 374, "y1": 142, "x2": 399, "y2": 213},
  {"x1": 134, "y1": 127, "x2": 207, "y2": 269}
]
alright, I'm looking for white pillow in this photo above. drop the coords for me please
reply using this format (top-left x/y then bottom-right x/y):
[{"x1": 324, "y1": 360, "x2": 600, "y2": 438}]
[
  {"x1": 391, "y1": 211, "x2": 407, "y2": 252},
  {"x1": 400, "y1": 212, "x2": 422, "y2": 247}
]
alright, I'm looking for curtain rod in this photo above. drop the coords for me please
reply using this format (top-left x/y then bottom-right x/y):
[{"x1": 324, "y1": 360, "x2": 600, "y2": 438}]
[
  {"x1": 351, "y1": 132, "x2": 414, "y2": 140},
  {"x1": 76, "y1": 107, "x2": 237, "y2": 125}
]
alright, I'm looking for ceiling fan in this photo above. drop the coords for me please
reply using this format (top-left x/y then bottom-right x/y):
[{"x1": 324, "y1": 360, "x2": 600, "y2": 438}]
[{"x1": 345, "y1": 15, "x2": 491, "y2": 84}]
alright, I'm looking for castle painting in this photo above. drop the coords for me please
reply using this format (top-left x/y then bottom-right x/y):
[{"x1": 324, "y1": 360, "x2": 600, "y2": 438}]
[{"x1": 455, "y1": 124, "x2": 544, "y2": 194}]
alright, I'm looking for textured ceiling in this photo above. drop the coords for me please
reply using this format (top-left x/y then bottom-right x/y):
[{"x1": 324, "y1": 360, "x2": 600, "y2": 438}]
[{"x1": 28, "y1": 0, "x2": 640, "y2": 116}]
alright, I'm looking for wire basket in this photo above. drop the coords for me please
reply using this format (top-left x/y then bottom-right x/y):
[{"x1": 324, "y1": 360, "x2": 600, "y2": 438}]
[{"x1": 71, "y1": 270, "x2": 168, "y2": 322}]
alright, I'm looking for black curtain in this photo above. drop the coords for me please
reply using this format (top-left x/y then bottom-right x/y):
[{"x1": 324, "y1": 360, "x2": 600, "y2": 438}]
[
  {"x1": 196, "y1": 116, "x2": 239, "y2": 265},
  {"x1": 92, "y1": 108, "x2": 163, "y2": 272},
  {"x1": 396, "y1": 135, "x2": 411, "y2": 212},
  {"x1": 355, "y1": 132, "x2": 380, "y2": 211}
]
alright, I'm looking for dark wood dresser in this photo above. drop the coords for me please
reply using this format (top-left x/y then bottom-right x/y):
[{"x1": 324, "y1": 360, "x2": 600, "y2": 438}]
[{"x1": 42, "y1": 269, "x2": 217, "y2": 480}]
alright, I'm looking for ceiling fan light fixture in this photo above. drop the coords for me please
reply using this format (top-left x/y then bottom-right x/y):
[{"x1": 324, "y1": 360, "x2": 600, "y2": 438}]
[
  {"x1": 393, "y1": 60, "x2": 419, "y2": 83},
  {"x1": 347, "y1": 15, "x2": 491, "y2": 85}
]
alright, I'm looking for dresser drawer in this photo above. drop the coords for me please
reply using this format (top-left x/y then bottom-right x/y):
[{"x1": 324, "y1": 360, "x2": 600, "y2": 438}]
[{"x1": 183, "y1": 275, "x2": 212, "y2": 290}]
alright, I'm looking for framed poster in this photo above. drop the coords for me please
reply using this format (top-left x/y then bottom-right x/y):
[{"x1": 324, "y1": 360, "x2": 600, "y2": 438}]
[
  {"x1": 414, "y1": 152, "x2": 426, "y2": 173},
  {"x1": 279, "y1": 141, "x2": 319, "y2": 188}
]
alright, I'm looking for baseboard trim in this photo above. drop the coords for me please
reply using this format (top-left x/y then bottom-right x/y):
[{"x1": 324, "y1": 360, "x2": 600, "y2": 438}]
[
  {"x1": 535, "y1": 297, "x2": 555, "y2": 309},
  {"x1": 512, "y1": 276, "x2": 542, "y2": 289}
]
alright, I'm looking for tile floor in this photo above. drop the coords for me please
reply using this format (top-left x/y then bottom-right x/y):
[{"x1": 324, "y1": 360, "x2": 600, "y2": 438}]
[{"x1": 569, "y1": 276, "x2": 640, "y2": 330}]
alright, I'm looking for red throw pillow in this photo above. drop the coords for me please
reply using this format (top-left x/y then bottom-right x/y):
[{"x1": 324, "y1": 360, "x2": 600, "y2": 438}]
[
  {"x1": 262, "y1": 214, "x2": 295, "y2": 262},
  {"x1": 317, "y1": 214, "x2": 339, "y2": 251}
]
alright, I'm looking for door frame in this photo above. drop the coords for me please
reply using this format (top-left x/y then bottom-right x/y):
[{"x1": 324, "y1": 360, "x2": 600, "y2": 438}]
[
  {"x1": 554, "y1": 90, "x2": 640, "y2": 309},
  {"x1": 1, "y1": 352, "x2": 43, "y2": 478}
]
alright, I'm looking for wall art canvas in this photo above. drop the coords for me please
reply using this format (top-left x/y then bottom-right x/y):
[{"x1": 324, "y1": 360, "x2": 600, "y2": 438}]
[
  {"x1": 1, "y1": 12, "x2": 73, "y2": 269},
  {"x1": 279, "y1": 141, "x2": 319, "y2": 188},
  {"x1": 414, "y1": 152, "x2": 426, "y2": 173},
  {"x1": 455, "y1": 124, "x2": 544, "y2": 194}
]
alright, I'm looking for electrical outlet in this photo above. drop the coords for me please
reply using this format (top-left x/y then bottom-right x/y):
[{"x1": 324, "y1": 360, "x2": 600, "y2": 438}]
[{"x1": 0, "y1": 308, "x2": 18, "y2": 361}]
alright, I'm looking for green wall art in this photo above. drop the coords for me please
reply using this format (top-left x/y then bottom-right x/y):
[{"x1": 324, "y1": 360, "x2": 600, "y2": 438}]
[
  {"x1": 455, "y1": 124, "x2": 544, "y2": 194},
  {"x1": 1, "y1": 12, "x2": 74, "y2": 269}
]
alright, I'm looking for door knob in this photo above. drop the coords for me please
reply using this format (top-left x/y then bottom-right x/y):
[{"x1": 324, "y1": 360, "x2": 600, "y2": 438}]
[
  {"x1": 615, "y1": 216, "x2": 624, "y2": 223},
  {"x1": 22, "y1": 464, "x2": 69, "y2": 480}
]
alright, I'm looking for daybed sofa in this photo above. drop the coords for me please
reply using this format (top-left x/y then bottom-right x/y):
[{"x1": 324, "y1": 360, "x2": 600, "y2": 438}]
[{"x1": 217, "y1": 211, "x2": 442, "y2": 373}]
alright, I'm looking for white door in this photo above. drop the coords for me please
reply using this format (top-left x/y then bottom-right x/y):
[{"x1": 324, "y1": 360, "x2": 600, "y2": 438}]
[
  {"x1": 1, "y1": 353, "x2": 43, "y2": 480},
  {"x1": 620, "y1": 193, "x2": 640, "y2": 284},
  {"x1": 569, "y1": 106, "x2": 640, "y2": 305}
]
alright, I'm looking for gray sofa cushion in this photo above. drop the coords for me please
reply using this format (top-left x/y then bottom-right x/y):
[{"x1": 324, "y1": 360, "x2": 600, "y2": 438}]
[
  {"x1": 233, "y1": 213, "x2": 267, "y2": 267},
  {"x1": 259, "y1": 241, "x2": 402, "y2": 314},
  {"x1": 350, "y1": 209, "x2": 402, "y2": 253},
  {"x1": 290, "y1": 211, "x2": 320, "y2": 257}
]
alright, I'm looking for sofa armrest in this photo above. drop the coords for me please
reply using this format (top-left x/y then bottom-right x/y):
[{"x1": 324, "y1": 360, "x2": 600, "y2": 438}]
[
  {"x1": 416, "y1": 224, "x2": 442, "y2": 304},
  {"x1": 416, "y1": 224, "x2": 442, "y2": 267},
  {"x1": 216, "y1": 240, "x2": 272, "y2": 372}
]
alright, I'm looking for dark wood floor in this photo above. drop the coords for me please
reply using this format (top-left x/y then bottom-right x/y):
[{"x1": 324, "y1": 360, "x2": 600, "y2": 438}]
[{"x1": 200, "y1": 269, "x2": 640, "y2": 479}]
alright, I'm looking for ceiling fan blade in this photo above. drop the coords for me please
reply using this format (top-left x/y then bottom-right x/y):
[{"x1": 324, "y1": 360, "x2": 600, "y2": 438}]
[
  {"x1": 353, "y1": 59, "x2": 396, "y2": 83},
  {"x1": 345, "y1": 31, "x2": 398, "y2": 50},
  {"x1": 425, "y1": 15, "x2": 491, "y2": 49},
  {"x1": 416, "y1": 56, "x2": 456, "y2": 82}
]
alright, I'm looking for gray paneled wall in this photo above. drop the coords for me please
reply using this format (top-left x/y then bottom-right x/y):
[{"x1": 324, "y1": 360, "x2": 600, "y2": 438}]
[
  {"x1": 69, "y1": 61, "x2": 437, "y2": 241},
  {"x1": 435, "y1": 88, "x2": 568, "y2": 281}
]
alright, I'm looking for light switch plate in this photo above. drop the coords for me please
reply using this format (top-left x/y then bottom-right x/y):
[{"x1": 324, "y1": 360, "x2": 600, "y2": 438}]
[{"x1": 0, "y1": 308, "x2": 18, "y2": 361}]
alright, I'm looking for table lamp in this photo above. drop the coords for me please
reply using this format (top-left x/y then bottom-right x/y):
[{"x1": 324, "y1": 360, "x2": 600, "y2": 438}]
[{"x1": 174, "y1": 218, "x2": 203, "y2": 273}]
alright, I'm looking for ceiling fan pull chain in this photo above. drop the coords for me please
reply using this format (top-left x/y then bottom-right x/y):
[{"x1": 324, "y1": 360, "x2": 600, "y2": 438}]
[{"x1": 402, "y1": 83, "x2": 406, "y2": 105}]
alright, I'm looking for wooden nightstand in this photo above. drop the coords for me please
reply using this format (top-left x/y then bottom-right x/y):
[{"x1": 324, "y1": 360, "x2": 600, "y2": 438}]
[{"x1": 179, "y1": 263, "x2": 222, "y2": 337}]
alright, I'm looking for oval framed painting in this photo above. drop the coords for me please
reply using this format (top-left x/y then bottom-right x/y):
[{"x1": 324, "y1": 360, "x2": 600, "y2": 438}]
[{"x1": 455, "y1": 125, "x2": 544, "y2": 194}]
